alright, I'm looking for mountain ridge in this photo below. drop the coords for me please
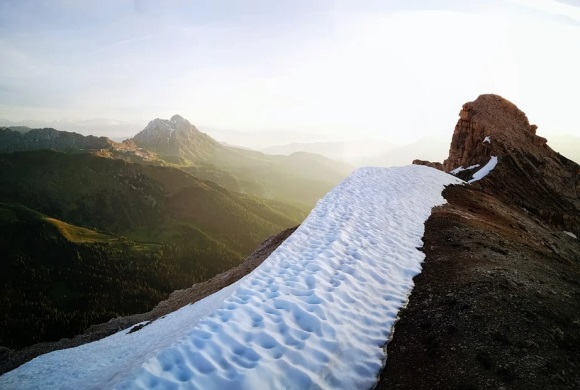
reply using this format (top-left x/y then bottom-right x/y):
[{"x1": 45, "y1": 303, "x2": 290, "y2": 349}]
[
  {"x1": 1, "y1": 117, "x2": 353, "y2": 208},
  {"x1": 382, "y1": 94, "x2": 580, "y2": 389}
]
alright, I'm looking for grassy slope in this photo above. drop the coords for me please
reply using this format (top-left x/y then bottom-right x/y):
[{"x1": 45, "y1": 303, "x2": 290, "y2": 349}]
[
  {"x1": 0, "y1": 150, "x2": 305, "y2": 254},
  {"x1": 0, "y1": 203, "x2": 169, "y2": 348},
  {"x1": 0, "y1": 151, "x2": 306, "y2": 348}
]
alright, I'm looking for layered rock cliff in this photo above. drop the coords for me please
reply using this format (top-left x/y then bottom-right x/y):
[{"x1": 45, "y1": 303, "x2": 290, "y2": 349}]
[
  {"x1": 385, "y1": 95, "x2": 580, "y2": 389},
  {"x1": 415, "y1": 94, "x2": 579, "y2": 236}
]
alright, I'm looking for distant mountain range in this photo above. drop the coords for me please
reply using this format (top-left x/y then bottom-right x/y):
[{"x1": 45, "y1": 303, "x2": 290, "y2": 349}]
[
  {"x1": 261, "y1": 137, "x2": 451, "y2": 167},
  {"x1": 262, "y1": 140, "x2": 396, "y2": 164},
  {"x1": 0, "y1": 118, "x2": 143, "y2": 139},
  {"x1": 131, "y1": 115, "x2": 354, "y2": 206},
  {"x1": 0, "y1": 126, "x2": 114, "y2": 152},
  {"x1": 1, "y1": 117, "x2": 352, "y2": 208},
  {"x1": 260, "y1": 134, "x2": 580, "y2": 166}
]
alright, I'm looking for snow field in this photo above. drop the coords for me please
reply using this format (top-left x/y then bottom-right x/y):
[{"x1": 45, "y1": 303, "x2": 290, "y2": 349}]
[{"x1": 116, "y1": 166, "x2": 463, "y2": 389}]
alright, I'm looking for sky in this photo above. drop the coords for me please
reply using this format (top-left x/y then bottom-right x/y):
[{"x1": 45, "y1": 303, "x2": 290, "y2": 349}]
[{"x1": 1, "y1": 0, "x2": 579, "y2": 143}]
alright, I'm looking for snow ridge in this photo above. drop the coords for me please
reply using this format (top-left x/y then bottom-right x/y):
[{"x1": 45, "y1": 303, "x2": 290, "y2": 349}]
[{"x1": 117, "y1": 166, "x2": 462, "y2": 390}]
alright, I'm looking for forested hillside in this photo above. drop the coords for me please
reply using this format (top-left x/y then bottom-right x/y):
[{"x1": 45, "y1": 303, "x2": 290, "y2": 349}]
[{"x1": 0, "y1": 151, "x2": 306, "y2": 349}]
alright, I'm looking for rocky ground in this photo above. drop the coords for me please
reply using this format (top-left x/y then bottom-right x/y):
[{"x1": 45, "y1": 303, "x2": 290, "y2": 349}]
[
  {"x1": 378, "y1": 183, "x2": 580, "y2": 389},
  {"x1": 0, "y1": 226, "x2": 297, "y2": 375}
]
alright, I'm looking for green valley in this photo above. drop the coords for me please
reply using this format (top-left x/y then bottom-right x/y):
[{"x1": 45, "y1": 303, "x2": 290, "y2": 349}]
[{"x1": 0, "y1": 151, "x2": 306, "y2": 349}]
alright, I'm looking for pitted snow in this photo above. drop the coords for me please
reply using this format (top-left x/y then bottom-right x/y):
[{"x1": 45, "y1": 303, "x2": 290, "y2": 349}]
[
  {"x1": 468, "y1": 156, "x2": 498, "y2": 183},
  {"x1": 0, "y1": 166, "x2": 463, "y2": 390},
  {"x1": 116, "y1": 166, "x2": 462, "y2": 390}
]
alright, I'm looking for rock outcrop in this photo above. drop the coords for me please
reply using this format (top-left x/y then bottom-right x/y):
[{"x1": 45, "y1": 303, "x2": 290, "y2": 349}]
[
  {"x1": 412, "y1": 159, "x2": 443, "y2": 171},
  {"x1": 442, "y1": 94, "x2": 549, "y2": 171},
  {"x1": 414, "y1": 94, "x2": 579, "y2": 235},
  {"x1": 383, "y1": 94, "x2": 580, "y2": 389}
]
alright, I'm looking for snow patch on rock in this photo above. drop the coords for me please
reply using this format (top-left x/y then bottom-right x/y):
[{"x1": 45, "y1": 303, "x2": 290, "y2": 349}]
[
  {"x1": 450, "y1": 164, "x2": 480, "y2": 175},
  {"x1": 468, "y1": 156, "x2": 498, "y2": 184}
]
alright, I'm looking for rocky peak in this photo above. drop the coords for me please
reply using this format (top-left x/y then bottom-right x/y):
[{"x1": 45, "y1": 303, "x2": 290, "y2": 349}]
[
  {"x1": 132, "y1": 115, "x2": 219, "y2": 163},
  {"x1": 415, "y1": 94, "x2": 579, "y2": 234},
  {"x1": 442, "y1": 94, "x2": 548, "y2": 171},
  {"x1": 170, "y1": 114, "x2": 187, "y2": 124},
  {"x1": 137, "y1": 115, "x2": 198, "y2": 139}
]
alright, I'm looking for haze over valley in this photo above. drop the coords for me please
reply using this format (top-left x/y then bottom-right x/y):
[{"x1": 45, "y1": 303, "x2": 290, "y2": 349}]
[{"x1": 1, "y1": 1, "x2": 579, "y2": 388}]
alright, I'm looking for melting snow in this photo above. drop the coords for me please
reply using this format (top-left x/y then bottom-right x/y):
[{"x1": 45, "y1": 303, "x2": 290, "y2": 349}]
[
  {"x1": 468, "y1": 156, "x2": 498, "y2": 184},
  {"x1": 1, "y1": 166, "x2": 463, "y2": 390},
  {"x1": 483, "y1": 136, "x2": 491, "y2": 144},
  {"x1": 450, "y1": 164, "x2": 480, "y2": 175}
]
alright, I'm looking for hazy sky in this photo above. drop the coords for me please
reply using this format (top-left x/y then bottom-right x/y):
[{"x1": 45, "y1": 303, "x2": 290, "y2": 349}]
[{"x1": 1, "y1": 0, "x2": 579, "y2": 143}]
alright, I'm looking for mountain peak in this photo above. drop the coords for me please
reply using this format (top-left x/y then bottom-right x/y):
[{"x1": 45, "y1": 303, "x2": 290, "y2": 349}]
[
  {"x1": 442, "y1": 94, "x2": 547, "y2": 171},
  {"x1": 132, "y1": 115, "x2": 218, "y2": 163},
  {"x1": 416, "y1": 94, "x2": 579, "y2": 234},
  {"x1": 170, "y1": 114, "x2": 187, "y2": 124}
]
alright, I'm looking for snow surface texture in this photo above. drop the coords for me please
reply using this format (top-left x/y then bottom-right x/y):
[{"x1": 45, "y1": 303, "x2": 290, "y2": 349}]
[
  {"x1": 468, "y1": 156, "x2": 498, "y2": 184},
  {"x1": 116, "y1": 166, "x2": 463, "y2": 390},
  {"x1": 1, "y1": 166, "x2": 463, "y2": 390}
]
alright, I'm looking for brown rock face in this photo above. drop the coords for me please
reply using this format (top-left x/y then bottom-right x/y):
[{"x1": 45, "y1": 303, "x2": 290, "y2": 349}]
[
  {"x1": 420, "y1": 94, "x2": 579, "y2": 235},
  {"x1": 443, "y1": 94, "x2": 549, "y2": 171},
  {"x1": 383, "y1": 94, "x2": 580, "y2": 389}
]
